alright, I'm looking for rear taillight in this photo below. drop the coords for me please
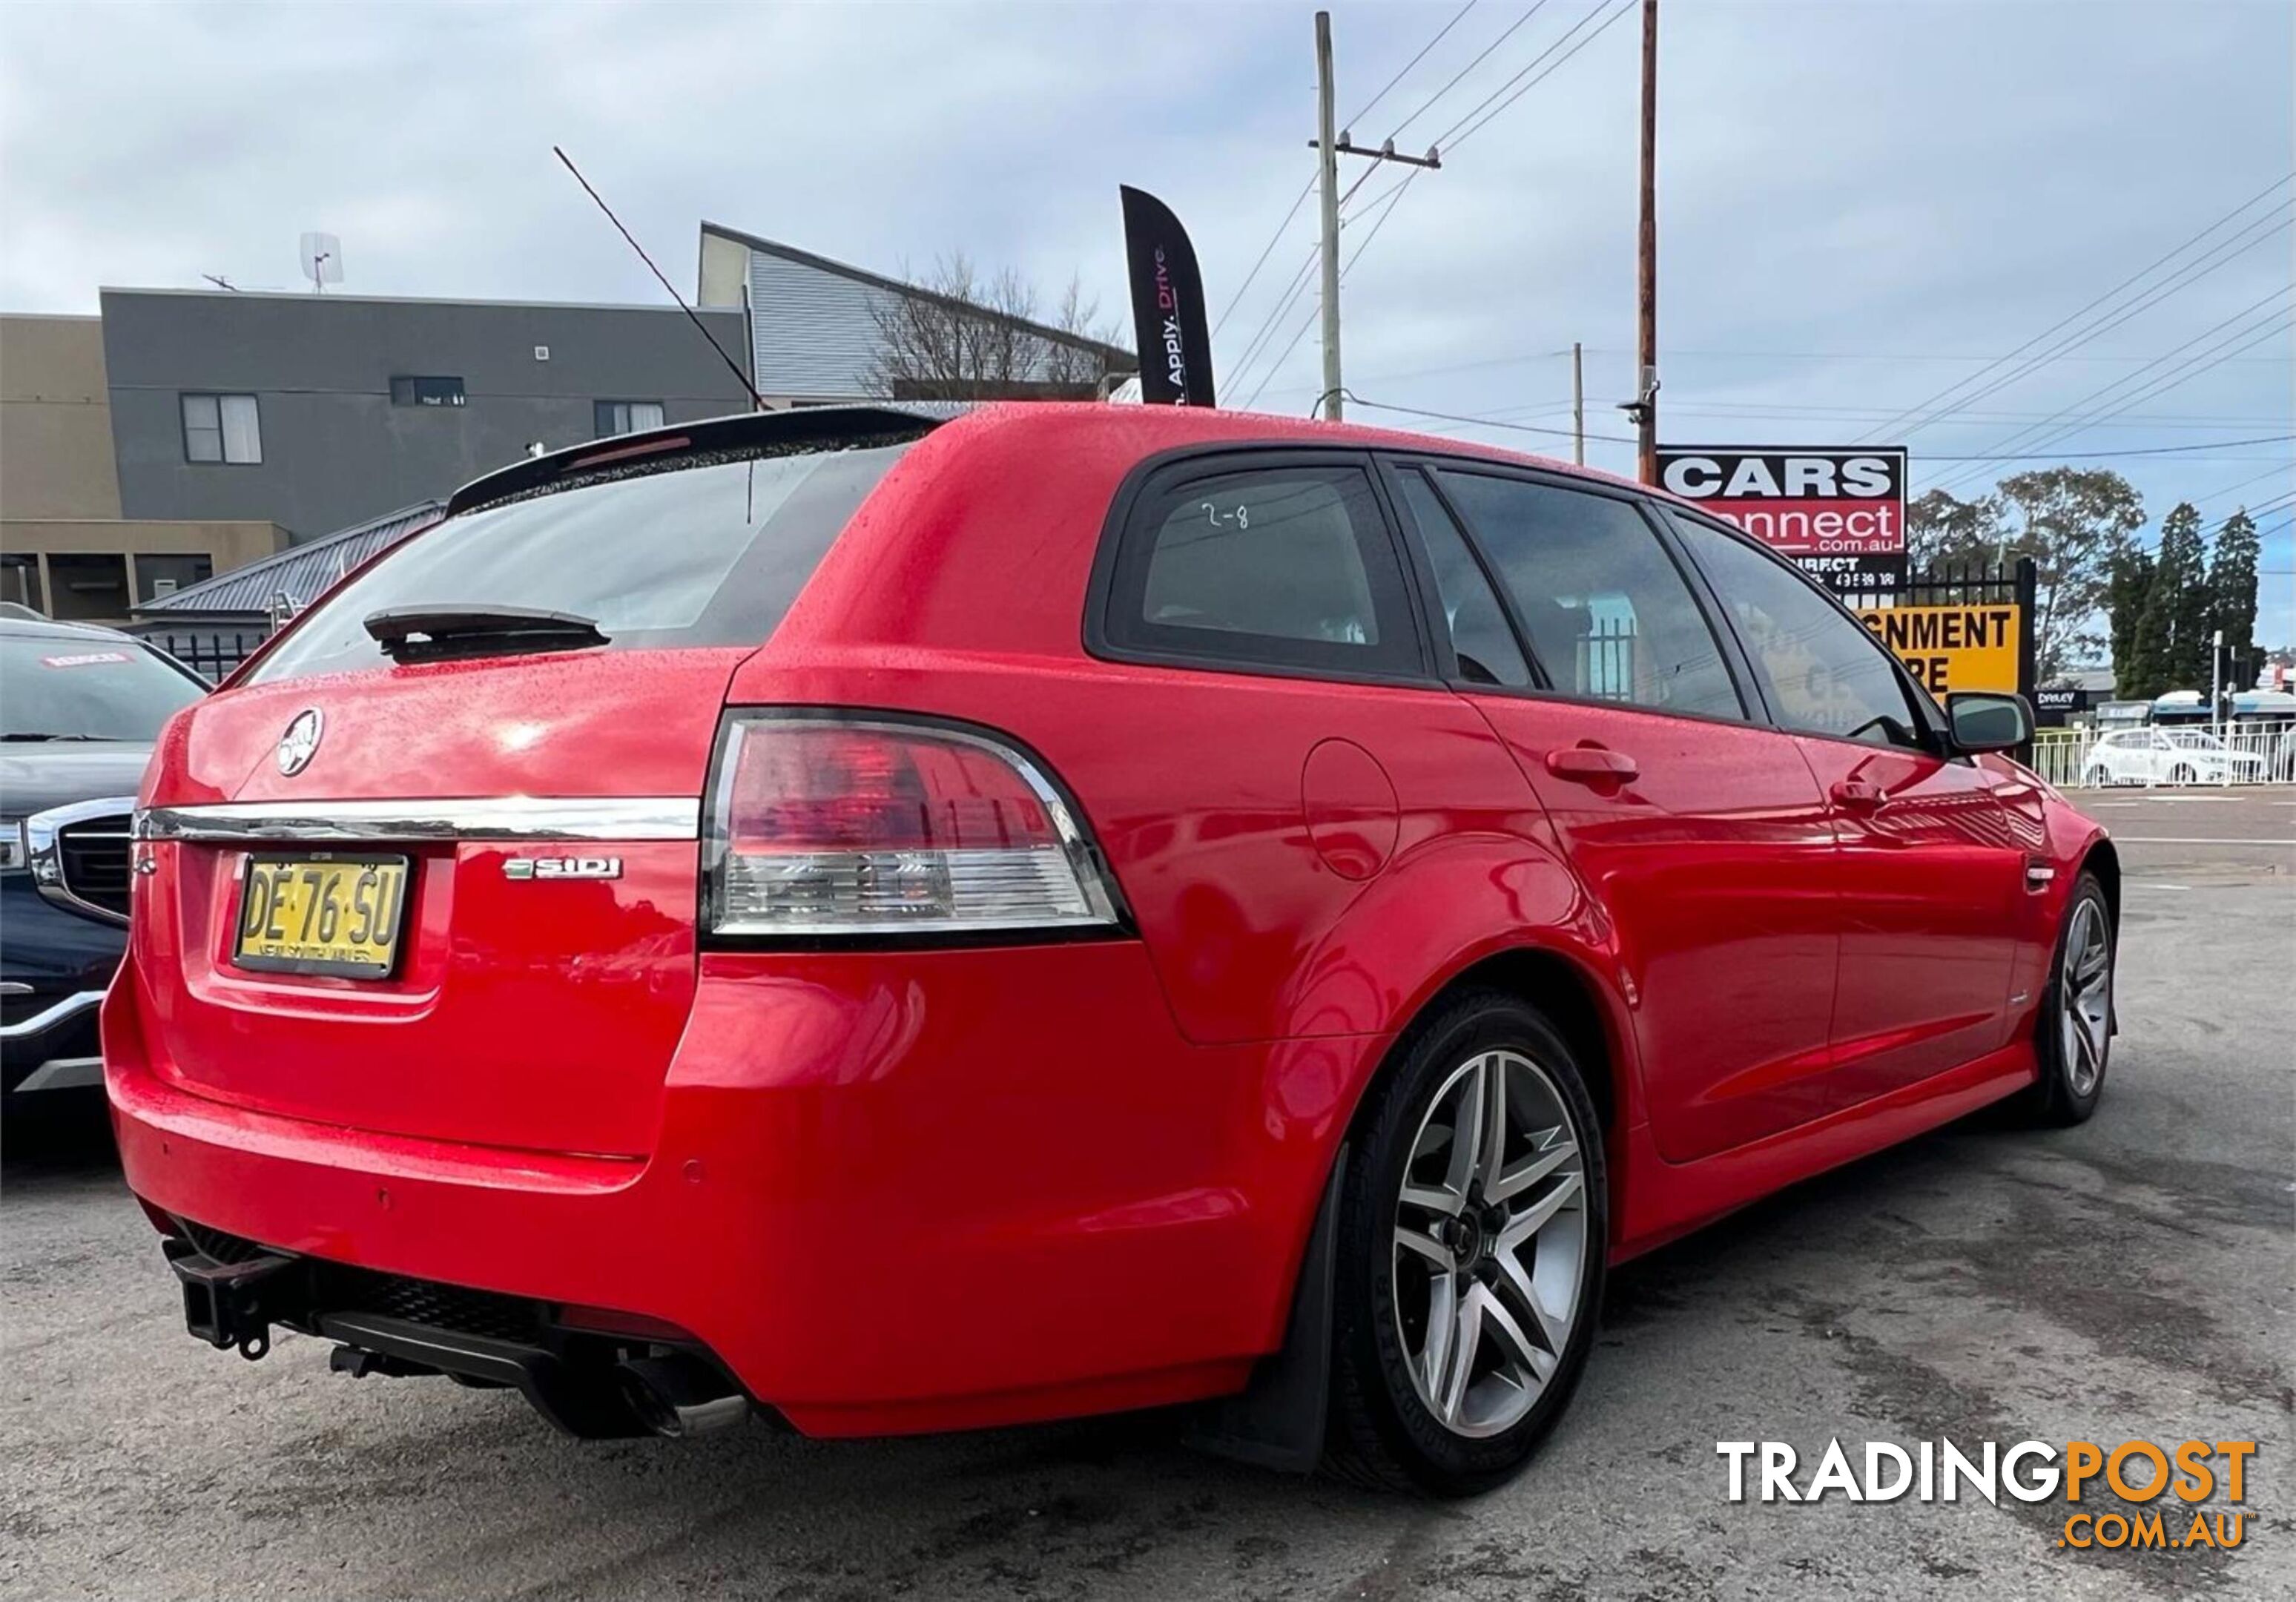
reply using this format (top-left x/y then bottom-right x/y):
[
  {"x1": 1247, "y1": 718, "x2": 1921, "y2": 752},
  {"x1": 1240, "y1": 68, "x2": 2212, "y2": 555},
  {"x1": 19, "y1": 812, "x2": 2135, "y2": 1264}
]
[{"x1": 702, "y1": 713, "x2": 1124, "y2": 939}]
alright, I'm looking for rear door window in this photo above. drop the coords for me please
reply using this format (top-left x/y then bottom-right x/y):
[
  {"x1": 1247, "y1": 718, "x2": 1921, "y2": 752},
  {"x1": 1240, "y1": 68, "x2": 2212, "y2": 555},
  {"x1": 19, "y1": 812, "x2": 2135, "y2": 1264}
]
[
  {"x1": 1391, "y1": 469, "x2": 1532, "y2": 688},
  {"x1": 1101, "y1": 461, "x2": 1423, "y2": 679},
  {"x1": 250, "y1": 442, "x2": 913, "y2": 682},
  {"x1": 1432, "y1": 469, "x2": 1745, "y2": 720}
]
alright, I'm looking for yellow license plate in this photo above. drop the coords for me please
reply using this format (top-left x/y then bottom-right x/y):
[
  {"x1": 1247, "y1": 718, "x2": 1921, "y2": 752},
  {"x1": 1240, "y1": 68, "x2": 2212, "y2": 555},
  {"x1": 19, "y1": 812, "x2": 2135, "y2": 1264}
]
[{"x1": 233, "y1": 854, "x2": 412, "y2": 979}]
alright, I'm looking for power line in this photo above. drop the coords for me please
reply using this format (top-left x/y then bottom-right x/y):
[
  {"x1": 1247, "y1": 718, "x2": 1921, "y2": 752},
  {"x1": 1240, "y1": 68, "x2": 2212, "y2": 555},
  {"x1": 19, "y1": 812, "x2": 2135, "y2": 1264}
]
[
  {"x1": 1352, "y1": 395, "x2": 1640, "y2": 443},
  {"x1": 1928, "y1": 298, "x2": 2295, "y2": 491},
  {"x1": 1226, "y1": 159, "x2": 1426, "y2": 401},
  {"x1": 1225, "y1": 243, "x2": 1322, "y2": 399},
  {"x1": 1389, "y1": 1, "x2": 1553, "y2": 139},
  {"x1": 2198, "y1": 465, "x2": 2296, "y2": 505},
  {"x1": 1924, "y1": 291, "x2": 2295, "y2": 488},
  {"x1": 1345, "y1": 396, "x2": 2292, "y2": 462},
  {"x1": 1855, "y1": 173, "x2": 2293, "y2": 444},
  {"x1": 1212, "y1": 171, "x2": 1316, "y2": 339},
  {"x1": 1242, "y1": 171, "x2": 1426, "y2": 412},
  {"x1": 1441, "y1": 0, "x2": 1638, "y2": 154},
  {"x1": 1889, "y1": 206, "x2": 2293, "y2": 444},
  {"x1": 1343, "y1": 0, "x2": 1479, "y2": 129}
]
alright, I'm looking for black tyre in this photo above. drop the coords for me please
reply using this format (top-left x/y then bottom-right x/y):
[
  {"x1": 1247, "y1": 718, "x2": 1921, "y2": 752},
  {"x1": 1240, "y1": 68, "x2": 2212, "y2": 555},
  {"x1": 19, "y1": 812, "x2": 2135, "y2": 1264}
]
[
  {"x1": 2082, "y1": 765, "x2": 2111, "y2": 788},
  {"x1": 2168, "y1": 763, "x2": 2197, "y2": 785},
  {"x1": 1325, "y1": 989, "x2": 1606, "y2": 1495},
  {"x1": 2009, "y1": 871, "x2": 2114, "y2": 1127}
]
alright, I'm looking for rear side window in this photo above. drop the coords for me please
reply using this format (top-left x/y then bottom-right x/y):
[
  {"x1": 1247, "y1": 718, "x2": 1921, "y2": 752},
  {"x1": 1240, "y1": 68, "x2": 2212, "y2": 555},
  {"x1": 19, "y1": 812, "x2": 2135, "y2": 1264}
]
[
  {"x1": 1434, "y1": 471, "x2": 1744, "y2": 720},
  {"x1": 1393, "y1": 469, "x2": 1531, "y2": 688},
  {"x1": 250, "y1": 443, "x2": 911, "y2": 682},
  {"x1": 1103, "y1": 463, "x2": 1421, "y2": 677}
]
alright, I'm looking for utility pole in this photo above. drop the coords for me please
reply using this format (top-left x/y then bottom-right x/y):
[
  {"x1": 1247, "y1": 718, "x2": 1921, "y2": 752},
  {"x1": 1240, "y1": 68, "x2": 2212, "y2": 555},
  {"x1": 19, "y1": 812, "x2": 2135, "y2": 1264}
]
[
  {"x1": 1305, "y1": 11, "x2": 1442, "y2": 421},
  {"x1": 1315, "y1": 11, "x2": 1344, "y2": 421},
  {"x1": 2211, "y1": 627, "x2": 2225, "y2": 736},
  {"x1": 1571, "y1": 342, "x2": 1586, "y2": 466},
  {"x1": 1632, "y1": 0, "x2": 1659, "y2": 483}
]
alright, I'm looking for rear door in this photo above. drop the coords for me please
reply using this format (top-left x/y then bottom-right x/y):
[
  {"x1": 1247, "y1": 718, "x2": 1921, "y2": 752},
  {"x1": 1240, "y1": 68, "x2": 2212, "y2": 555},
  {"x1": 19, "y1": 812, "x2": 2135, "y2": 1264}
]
[
  {"x1": 1074, "y1": 447, "x2": 1537, "y2": 1045},
  {"x1": 1662, "y1": 510, "x2": 2023, "y2": 1105},
  {"x1": 1388, "y1": 460, "x2": 1844, "y2": 1162}
]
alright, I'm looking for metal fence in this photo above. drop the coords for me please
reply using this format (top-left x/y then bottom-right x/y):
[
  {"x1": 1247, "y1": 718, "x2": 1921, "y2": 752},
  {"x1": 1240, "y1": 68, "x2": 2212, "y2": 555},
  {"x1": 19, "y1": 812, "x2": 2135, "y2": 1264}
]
[
  {"x1": 136, "y1": 628, "x2": 269, "y2": 684},
  {"x1": 2031, "y1": 721, "x2": 2296, "y2": 788}
]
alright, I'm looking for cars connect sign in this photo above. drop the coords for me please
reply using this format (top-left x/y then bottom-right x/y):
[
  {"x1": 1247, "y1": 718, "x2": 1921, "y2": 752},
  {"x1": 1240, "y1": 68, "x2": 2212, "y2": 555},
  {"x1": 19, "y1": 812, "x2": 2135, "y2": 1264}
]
[{"x1": 1658, "y1": 446, "x2": 1910, "y2": 593}]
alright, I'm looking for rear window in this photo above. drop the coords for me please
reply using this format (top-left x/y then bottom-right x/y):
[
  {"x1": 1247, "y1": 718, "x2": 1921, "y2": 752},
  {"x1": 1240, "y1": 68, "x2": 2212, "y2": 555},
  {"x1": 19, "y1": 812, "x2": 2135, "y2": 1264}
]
[
  {"x1": 0, "y1": 637, "x2": 204, "y2": 742},
  {"x1": 250, "y1": 442, "x2": 913, "y2": 682}
]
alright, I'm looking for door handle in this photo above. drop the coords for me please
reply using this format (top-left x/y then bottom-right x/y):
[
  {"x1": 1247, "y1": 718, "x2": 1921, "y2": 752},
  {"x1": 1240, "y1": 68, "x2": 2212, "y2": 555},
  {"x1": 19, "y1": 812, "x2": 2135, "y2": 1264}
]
[
  {"x1": 1545, "y1": 746, "x2": 1639, "y2": 785},
  {"x1": 1830, "y1": 778, "x2": 1887, "y2": 813}
]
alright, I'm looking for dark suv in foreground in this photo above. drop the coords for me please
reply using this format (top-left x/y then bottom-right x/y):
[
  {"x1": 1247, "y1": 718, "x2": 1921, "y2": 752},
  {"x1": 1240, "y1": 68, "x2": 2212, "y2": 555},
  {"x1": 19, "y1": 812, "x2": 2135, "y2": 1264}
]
[{"x1": 2, "y1": 615, "x2": 204, "y2": 1104}]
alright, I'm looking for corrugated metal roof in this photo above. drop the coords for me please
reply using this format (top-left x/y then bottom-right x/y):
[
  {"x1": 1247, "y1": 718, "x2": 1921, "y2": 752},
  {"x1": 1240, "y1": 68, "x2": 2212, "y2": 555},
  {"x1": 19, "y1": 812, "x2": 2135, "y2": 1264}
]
[{"x1": 134, "y1": 498, "x2": 444, "y2": 618}]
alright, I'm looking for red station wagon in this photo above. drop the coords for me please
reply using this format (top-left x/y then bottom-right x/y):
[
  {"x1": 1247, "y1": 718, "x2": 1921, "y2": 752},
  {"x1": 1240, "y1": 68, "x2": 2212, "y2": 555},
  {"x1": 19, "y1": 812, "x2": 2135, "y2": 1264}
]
[{"x1": 108, "y1": 403, "x2": 2117, "y2": 1493}]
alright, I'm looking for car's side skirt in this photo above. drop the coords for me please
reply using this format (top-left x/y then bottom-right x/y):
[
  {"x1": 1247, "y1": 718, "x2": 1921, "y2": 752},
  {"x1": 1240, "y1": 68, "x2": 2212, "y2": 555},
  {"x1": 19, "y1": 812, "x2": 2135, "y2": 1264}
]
[{"x1": 1609, "y1": 1041, "x2": 2038, "y2": 1262}]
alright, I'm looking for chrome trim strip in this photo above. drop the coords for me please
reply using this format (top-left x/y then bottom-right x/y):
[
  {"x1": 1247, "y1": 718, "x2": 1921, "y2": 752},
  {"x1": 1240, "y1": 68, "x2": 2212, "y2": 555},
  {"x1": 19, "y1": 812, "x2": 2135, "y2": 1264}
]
[
  {"x1": 27, "y1": 797, "x2": 137, "y2": 928},
  {"x1": 136, "y1": 797, "x2": 701, "y2": 844},
  {"x1": 0, "y1": 989, "x2": 105, "y2": 1040},
  {"x1": 14, "y1": 1055, "x2": 103, "y2": 1092}
]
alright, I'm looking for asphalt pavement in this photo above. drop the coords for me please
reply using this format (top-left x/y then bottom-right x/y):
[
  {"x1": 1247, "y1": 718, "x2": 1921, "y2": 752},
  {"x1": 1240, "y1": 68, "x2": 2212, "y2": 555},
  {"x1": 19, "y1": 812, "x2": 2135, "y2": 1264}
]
[{"x1": 3, "y1": 790, "x2": 2289, "y2": 1601}]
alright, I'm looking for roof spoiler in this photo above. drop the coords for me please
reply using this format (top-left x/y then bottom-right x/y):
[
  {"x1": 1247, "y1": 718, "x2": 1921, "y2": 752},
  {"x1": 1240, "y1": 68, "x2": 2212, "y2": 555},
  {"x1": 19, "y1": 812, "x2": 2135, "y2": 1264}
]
[{"x1": 444, "y1": 403, "x2": 969, "y2": 518}]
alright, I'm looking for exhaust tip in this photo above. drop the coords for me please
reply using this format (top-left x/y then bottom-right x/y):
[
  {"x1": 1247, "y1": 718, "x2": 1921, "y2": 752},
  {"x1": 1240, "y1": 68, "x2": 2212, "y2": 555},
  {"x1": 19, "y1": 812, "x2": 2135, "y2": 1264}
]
[{"x1": 616, "y1": 1354, "x2": 750, "y2": 1437}]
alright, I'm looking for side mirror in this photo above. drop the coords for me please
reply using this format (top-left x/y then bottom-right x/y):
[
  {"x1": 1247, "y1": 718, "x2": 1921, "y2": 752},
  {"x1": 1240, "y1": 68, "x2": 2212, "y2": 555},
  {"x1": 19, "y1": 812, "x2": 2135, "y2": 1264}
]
[{"x1": 1945, "y1": 691, "x2": 2032, "y2": 754}]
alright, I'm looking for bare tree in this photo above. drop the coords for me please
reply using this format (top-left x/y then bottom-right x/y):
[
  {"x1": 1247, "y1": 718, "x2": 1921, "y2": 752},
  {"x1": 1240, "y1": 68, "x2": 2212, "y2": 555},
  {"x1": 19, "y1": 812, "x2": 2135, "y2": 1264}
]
[{"x1": 866, "y1": 255, "x2": 1125, "y2": 401}]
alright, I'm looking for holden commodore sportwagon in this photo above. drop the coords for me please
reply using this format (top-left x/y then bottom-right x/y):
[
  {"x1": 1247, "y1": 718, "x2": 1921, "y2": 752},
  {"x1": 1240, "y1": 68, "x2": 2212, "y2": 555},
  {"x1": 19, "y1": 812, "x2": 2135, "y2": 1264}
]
[{"x1": 108, "y1": 403, "x2": 2117, "y2": 1494}]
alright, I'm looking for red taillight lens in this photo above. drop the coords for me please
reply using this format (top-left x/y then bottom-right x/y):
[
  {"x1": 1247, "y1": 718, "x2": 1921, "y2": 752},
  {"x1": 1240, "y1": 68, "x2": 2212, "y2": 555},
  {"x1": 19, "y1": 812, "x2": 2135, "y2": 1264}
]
[{"x1": 704, "y1": 714, "x2": 1121, "y2": 937}]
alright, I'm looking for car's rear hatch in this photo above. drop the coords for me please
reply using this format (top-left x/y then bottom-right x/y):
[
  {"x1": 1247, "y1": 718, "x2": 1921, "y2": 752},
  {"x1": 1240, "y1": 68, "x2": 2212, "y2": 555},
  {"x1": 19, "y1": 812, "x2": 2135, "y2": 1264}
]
[{"x1": 128, "y1": 415, "x2": 934, "y2": 1158}]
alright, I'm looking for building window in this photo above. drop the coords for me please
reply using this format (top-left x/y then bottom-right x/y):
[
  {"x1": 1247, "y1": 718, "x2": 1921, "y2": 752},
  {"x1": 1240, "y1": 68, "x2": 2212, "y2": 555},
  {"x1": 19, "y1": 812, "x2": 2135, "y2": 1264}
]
[
  {"x1": 391, "y1": 375, "x2": 467, "y2": 407},
  {"x1": 133, "y1": 553, "x2": 215, "y2": 604},
  {"x1": 0, "y1": 555, "x2": 42, "y2": 615},
  {"x1": 595, "y1": 400, "x2": 665, "y2": 438},
  {"x1": 44, "y1": 554, "x2": 131, "y2": 622},
  {"x1": 182, "y1": 393, "x2": 262, "y2": 464}
]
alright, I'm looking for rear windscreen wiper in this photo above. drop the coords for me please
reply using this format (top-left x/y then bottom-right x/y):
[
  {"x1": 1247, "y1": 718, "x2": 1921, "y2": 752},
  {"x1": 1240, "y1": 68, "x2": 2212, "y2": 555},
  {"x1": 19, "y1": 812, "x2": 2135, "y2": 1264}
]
[{"x1": 364, "y1": 606, "x2": 610, "y2": 664}]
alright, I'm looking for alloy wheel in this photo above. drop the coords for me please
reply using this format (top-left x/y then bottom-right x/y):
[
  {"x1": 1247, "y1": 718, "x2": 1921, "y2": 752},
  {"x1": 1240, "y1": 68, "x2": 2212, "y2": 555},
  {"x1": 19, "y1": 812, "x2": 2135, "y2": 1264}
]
[
  {"x1": 2060, "y1": 897, "x2": 2112, "y2": 1097},
  {"x1": 1391, "y1": 1049, "x2": 1588, "y2": 1439}
]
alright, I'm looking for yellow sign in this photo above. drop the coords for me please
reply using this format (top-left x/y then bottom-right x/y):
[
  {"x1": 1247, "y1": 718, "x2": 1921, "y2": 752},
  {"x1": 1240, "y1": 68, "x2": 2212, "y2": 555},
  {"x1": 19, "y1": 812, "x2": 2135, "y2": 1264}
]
[{"x1": 1856, "y1": 602, "x2": 2022, "y2": 695}]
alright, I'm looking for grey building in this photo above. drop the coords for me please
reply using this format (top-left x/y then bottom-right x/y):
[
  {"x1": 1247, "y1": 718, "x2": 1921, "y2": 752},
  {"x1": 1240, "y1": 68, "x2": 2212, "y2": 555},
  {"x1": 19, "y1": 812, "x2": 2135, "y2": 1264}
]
[
  {"x1": 99, "y1": 288, "x2": 754, "y2": 539},
  {"x1": 695, "y1": 223, "x2": 1132, "y2": 403}
]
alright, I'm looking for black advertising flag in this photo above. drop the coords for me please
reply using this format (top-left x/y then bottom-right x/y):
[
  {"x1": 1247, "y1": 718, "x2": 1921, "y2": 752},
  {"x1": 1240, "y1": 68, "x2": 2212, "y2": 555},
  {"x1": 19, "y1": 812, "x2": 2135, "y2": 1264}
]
[{"x1": 1121, "y1": 185, "x2": 1215, "y2": 406}]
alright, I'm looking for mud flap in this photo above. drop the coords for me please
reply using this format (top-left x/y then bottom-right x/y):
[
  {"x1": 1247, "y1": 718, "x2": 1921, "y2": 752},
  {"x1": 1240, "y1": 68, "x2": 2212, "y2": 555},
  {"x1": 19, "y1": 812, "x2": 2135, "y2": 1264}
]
[{"x1": 1182, "y1": 1145, "x2": 1345, "y2": 1474}]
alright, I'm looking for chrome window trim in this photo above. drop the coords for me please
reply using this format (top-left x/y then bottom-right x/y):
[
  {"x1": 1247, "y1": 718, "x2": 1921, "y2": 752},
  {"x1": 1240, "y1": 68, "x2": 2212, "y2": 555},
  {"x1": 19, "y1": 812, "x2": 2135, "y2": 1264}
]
[
  {"x1": 0, "y1": 989, "x2": 105, "y2": 1039},
  {"x1": 27, "y1": 797, "x2": 137, "y2": 928},
  {"x1": 134, "y1": 797, "x2": 701, "y2": 844}
]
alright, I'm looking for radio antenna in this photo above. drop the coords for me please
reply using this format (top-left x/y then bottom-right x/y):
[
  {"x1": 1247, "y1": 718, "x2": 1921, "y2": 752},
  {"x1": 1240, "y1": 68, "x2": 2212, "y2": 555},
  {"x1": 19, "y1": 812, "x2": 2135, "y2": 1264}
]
[{"x1": 552, "y1": 145, "x2": 765, "y2": 412}]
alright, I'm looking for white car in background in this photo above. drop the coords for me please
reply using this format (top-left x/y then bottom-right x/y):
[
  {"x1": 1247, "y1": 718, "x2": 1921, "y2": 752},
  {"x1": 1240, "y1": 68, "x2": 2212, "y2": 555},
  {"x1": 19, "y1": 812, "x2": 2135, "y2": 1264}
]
[{"x1": 2082, "y1": 726, "x2": 2265, "y2": 786}]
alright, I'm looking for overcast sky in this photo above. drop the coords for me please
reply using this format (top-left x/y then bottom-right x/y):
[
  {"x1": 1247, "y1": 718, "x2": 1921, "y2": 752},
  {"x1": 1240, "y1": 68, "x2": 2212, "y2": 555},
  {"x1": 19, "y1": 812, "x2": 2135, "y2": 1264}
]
[{"x1": 4, "y1": 0, "x2": 2289, "y2": 648}]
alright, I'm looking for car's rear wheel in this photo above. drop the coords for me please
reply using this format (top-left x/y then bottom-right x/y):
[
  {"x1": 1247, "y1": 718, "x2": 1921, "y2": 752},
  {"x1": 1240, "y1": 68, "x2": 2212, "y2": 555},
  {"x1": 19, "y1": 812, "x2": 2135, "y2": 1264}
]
[
  {"x1": 1325, "y1": 989, "x2": 1606, "y2": 1495},
  {"x1": 2010, "y1": 871, "x2": 2114, "y2": 1126},
  {"x1": 2082, "y1": 765, "x2": 2111, "y2": 788},
  {"x1": 2168, "y1": 762, "x2": 2198, "y2": 785}
]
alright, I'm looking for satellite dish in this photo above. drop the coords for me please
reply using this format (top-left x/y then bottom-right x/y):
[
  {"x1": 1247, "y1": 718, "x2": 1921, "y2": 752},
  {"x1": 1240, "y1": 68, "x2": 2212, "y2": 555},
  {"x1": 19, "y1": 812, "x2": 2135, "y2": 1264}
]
[{"x1": 298, "y1": 231, "x2": 343, "y2": 292}]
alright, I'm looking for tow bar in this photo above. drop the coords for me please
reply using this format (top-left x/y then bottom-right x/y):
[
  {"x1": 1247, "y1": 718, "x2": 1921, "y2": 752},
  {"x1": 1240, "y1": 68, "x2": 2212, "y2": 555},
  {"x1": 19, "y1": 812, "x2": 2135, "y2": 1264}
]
[{"x1": 163, "y1": 1239, "x2": 297, "y2": 1360}]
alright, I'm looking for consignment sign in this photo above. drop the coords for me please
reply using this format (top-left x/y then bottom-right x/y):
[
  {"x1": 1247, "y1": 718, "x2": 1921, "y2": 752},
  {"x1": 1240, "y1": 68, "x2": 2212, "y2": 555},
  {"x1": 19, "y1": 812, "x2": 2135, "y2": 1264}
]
[
  {"x1": 1855, "y1": 602, "x2": 2022, "y2": 694},
  {"x1": 1657, "y1": 446, "x2": 1909, "y2": 593}
]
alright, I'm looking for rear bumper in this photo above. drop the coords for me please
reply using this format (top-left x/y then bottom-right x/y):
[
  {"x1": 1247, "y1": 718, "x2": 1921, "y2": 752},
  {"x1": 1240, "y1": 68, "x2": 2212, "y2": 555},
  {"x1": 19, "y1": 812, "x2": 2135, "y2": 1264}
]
[{"x1": 106, "y1": 942, "x2": 1370, "y2": 1437}]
